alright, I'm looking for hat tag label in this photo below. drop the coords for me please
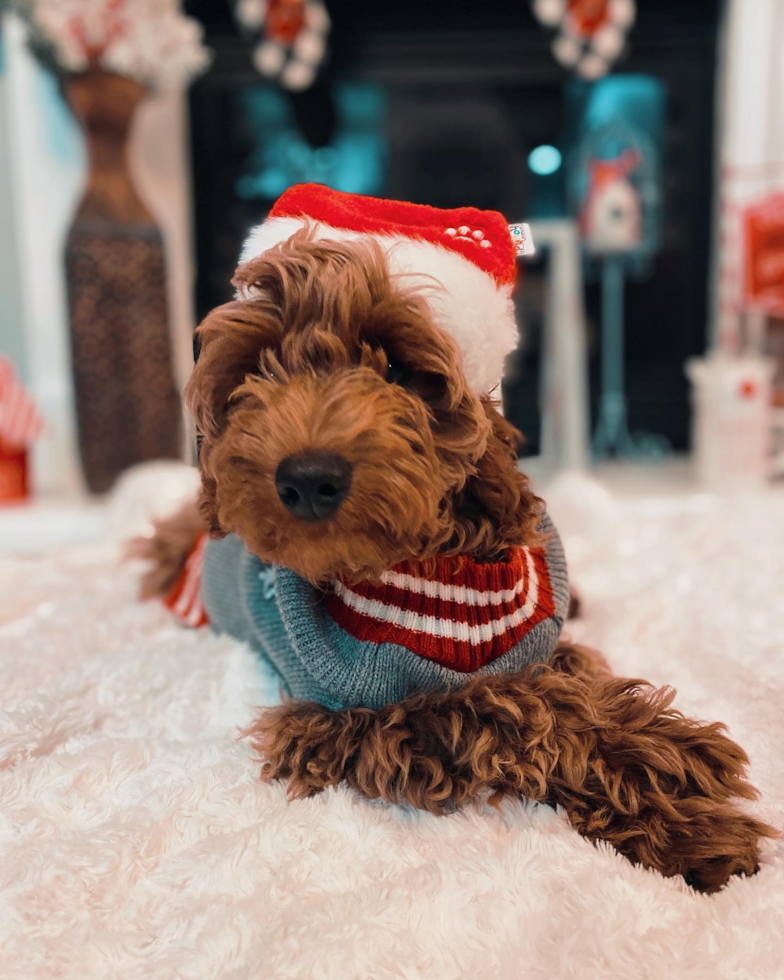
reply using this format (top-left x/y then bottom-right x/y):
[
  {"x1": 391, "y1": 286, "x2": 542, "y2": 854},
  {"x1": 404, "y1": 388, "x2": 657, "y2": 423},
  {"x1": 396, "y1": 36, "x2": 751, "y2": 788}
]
[{"x1": 509, "y1": 223, "x2": 535, "y2": 257}]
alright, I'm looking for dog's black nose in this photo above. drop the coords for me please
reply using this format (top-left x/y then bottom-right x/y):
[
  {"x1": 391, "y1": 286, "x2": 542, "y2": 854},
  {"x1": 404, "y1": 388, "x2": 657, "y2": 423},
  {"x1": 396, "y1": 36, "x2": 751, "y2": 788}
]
[{"x1": 275, "y1": 453, "x2": 353, "y2": 521}]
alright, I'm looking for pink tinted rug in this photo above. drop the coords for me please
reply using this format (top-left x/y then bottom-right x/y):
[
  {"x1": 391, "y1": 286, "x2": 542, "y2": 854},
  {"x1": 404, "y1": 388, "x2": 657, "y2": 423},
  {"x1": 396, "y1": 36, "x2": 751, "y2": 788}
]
[{"x1": 1, "y1": 468, "x2": 782, "y2": 979}]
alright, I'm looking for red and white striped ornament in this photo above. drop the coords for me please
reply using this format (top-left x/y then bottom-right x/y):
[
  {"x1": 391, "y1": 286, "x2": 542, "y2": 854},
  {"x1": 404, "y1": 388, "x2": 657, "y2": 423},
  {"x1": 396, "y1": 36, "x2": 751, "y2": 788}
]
[
  {"x1": 531, "y1": 0, "x2": 636, "y2": 80},
  {"x1": 0, "y1": 357, "x2": 45, "y2": 451}
]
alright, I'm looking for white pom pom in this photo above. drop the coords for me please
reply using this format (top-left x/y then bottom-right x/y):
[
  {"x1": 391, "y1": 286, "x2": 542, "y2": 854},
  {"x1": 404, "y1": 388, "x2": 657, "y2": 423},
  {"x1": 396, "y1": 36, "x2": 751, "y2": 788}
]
[
  {"x1": 281, "y1": 59, "x2": 316, "y2": 91},
  {"x1": 255, "y1": 41, "x2": 286, "y2": 76},
  {"x1": 236, "y1": 0, "x2": 267, "y2": 30},
  {"x1": 609, "y1": 0, "x2": 636, "y2": 29},
  {"x1": 579, "y1": 53, "x2": 609, "y2": 80},
  {"x1": 293, "y1": 28, "x2": 326, "y2": 65},
  {"x1": 552, "y1": 35, "x2": 581, "y2": 67},
  {"x1": 592, "y1": 24, "x2": 625, "y2": 59},
  {"x1": 305, "y1": 0, "x2": 331, "y2": 32},
  {"x1": 533, "y1": 0, "x2": 567, "y2": 26}
]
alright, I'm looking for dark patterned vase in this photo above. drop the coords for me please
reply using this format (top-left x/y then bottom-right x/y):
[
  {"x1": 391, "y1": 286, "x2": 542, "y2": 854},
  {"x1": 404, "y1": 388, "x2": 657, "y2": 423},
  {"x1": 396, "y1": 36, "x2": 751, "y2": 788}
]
[{"x1": 64, "y1": 69, "x2": 181, "y2": 494}]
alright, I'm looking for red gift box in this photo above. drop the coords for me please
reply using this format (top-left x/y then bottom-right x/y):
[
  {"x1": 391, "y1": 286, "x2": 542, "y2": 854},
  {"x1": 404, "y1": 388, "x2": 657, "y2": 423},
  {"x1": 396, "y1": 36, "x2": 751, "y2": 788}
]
[{"x1": 0, "y1": 439, "x2": 29, "y2": 503}]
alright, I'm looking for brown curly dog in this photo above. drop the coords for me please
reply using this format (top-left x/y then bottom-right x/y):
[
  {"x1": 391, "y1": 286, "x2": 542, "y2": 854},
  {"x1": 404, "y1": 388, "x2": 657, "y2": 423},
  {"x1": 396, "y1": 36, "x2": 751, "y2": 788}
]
[{"x1": 138, "y1": 230, "x2": 775, "y2": 894}]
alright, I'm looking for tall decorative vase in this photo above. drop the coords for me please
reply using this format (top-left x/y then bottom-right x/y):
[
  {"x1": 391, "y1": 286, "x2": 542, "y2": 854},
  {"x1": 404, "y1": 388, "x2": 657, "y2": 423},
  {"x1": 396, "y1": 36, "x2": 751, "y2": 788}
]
[{"x1": 64, "y1": 69, "x2": 182, "y2": 494}]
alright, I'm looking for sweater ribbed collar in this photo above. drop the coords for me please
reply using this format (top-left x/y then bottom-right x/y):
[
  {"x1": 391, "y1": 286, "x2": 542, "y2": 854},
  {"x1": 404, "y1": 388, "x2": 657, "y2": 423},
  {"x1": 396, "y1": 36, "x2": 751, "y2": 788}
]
[{"x1": 323, "y1": 547, "x2": 556, "y2": 673}]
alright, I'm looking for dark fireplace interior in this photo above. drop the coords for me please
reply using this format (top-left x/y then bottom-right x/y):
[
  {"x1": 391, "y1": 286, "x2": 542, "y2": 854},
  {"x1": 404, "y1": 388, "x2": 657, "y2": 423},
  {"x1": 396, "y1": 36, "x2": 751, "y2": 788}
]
[{"x1": 186, "y1": 0, "x2": 721, "y2": 454}]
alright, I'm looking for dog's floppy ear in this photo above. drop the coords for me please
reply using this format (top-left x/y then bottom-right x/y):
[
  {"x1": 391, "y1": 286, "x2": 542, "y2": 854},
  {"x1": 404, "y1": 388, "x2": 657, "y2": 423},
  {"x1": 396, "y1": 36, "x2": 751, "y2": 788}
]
[
  {"x1": 449, "y1": 401, "x2": 543, "y2": 558},
  {"x1": 185, "y1": 300, "x2": 275, "y2": 442},
  {"x1": 185, "y1": 299, "x2": 277, "y2": 536}
]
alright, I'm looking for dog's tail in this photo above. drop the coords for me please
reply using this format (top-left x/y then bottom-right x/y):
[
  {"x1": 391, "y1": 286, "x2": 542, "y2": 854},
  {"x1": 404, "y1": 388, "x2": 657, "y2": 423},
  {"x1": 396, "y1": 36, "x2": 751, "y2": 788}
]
[{"x1": 126, "y1": 498, "x2": 205, "y2": 600}]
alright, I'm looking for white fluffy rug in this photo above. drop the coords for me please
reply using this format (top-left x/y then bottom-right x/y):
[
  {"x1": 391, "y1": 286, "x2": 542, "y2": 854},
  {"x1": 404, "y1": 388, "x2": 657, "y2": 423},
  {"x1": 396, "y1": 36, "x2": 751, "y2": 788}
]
[{"x1": 1, "y1": 469, "x2": 783, "y2": 979}]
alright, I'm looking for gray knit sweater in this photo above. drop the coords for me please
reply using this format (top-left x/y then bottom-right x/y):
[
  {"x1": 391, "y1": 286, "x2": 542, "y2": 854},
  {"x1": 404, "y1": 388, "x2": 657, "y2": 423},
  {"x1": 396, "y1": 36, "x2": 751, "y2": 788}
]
[{"x1": 201, "y1": 514, "x2": 569, "y2": 711}]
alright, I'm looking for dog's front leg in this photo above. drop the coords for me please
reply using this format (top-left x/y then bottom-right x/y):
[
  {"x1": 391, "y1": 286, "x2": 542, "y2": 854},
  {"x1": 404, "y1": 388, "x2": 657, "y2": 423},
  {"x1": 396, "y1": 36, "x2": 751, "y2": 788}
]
[
  {"x1": 537, "y1": 671, "x2": 777, "y2": 892},
  {"x1": 243, "y1": 671, "x2": 777, "y2": 892}
]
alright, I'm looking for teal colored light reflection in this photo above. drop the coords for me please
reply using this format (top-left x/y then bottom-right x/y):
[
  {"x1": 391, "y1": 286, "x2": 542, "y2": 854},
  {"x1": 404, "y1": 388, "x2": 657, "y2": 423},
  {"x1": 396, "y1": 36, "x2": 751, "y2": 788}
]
[{"x1": 528, "y1": 145, "x2": 562, "y2": 176}]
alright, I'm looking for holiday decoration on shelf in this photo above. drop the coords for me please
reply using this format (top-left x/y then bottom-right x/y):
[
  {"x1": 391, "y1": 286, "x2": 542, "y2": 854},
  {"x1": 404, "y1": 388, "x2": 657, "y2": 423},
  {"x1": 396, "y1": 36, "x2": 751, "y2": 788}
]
[
  {"x1": 234, "y1": 0, "x2": 330, "y2": 91},
  {"x1": 566, "y1": 76, "x2": 666, "y2": 460},
  {"x1": 531, "y1": 0, "x2": 636, "y2": 79},
  {"x1": 0, "y1": 357, "x2": 45, "y2": 503},
  {"x1": 687, "y1": 353, "x2": 776, "y2": 488},
  {"x1": 9, "y1": 0, "x2": 211, "y2": 88},
  {"x1": 7, "y1": 1, "x2": 207, "y2": 492},
  {"x1": 743, "y1": 192, "x2": 784, "y2": 317},
  {"x1": 63, "y1": 69, "x2": 184, "y2": 493},
  {"x1": 579, "y1": 148, "x2": 642, "y2": 253}
]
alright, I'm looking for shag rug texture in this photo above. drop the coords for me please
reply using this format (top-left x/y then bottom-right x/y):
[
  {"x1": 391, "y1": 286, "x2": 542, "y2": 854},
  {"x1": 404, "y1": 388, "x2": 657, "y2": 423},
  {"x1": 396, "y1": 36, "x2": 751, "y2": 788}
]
[{"x1": 1, "y1": 466, "x2": 783, "y2": 980}]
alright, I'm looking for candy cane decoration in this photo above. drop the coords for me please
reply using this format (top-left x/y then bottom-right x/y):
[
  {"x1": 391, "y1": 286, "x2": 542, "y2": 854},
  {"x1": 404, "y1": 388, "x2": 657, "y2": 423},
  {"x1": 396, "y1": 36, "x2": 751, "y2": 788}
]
[{"x1": 0, "y1": 357, "x2": 45, "y2": 451}]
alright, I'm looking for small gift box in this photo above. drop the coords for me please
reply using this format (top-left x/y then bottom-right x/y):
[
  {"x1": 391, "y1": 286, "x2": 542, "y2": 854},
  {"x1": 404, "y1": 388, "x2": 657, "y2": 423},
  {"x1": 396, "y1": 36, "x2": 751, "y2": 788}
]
[{"x1": 0, "y1": 357, "x2": 44, "y2": 504}]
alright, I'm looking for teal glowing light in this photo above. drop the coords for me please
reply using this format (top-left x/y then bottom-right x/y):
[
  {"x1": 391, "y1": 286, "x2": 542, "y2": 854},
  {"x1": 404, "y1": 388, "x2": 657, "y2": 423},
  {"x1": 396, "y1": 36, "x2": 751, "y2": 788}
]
[{"x1": 528, "y1": 145, "x2": 562, "y2": 176}]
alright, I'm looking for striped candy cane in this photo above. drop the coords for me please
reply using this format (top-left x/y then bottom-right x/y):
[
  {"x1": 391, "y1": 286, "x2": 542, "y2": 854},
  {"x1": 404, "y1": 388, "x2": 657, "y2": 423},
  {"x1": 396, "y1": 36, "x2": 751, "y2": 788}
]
[{"x1": 0, "y1": 357, "x2": 45, "y2": 451}]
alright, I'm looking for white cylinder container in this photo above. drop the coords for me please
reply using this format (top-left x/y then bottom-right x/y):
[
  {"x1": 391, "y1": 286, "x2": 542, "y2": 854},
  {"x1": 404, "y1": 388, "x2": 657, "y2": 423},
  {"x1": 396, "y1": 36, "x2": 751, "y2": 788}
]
[{"x1": 686, "y1": 353, "x2": 775, "y2": 488}]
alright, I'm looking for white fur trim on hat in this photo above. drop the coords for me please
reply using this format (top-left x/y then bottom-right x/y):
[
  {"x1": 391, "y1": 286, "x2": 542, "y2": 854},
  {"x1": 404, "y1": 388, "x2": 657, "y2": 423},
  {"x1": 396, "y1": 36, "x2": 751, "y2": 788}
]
[{"x1": 240, "y1": 217, "x2": 518, "y2": 396}]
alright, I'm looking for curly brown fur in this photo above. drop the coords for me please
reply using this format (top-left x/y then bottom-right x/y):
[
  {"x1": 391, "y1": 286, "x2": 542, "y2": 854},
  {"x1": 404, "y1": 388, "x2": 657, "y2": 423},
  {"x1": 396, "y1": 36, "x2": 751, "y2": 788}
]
[
  {"x1": 127, "y1": 499, "x2": 205, "y2": 599},
  {"x1": 567, "y1": 589, "x2": 582, "y2": 620},
  {"x1": 549, "y1": 640, "x2": 613, "y2": 682},
  {"x1": 244, "y1": 655, "x2": 776, "y2": 893},
  {"x1": 160, "y1": 230, "x2": 775, "y2": 893},
  {"x1": 185, "y1": 231, "x2": 542, "y2": 585}
]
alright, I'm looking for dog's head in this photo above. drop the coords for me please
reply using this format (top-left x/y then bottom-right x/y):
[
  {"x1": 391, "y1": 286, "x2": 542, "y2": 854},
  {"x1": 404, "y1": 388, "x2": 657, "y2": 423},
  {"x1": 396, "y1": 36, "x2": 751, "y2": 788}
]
[{"x1": 186, "y1": 231, "x2": 541, "y2": 584}]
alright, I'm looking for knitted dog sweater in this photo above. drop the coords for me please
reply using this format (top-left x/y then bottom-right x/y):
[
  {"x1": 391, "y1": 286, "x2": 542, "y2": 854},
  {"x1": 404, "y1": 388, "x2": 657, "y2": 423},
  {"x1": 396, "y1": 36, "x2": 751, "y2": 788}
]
[{"x1": 167, "y1": 513, "x2": 569, "y2": 711}]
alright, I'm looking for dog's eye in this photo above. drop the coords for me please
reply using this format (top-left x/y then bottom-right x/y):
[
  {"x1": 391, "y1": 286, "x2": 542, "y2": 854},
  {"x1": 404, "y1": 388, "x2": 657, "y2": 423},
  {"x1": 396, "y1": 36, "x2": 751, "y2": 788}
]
[{"x1": 386, "y1": 357, "x2": 412, "y2": 387}]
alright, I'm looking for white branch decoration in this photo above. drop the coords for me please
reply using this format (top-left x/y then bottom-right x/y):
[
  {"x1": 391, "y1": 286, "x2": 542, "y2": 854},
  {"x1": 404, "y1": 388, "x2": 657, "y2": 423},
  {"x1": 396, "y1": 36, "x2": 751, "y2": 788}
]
[{"x1": 9, "y1": 0, "x2": 212, "y2": 88}]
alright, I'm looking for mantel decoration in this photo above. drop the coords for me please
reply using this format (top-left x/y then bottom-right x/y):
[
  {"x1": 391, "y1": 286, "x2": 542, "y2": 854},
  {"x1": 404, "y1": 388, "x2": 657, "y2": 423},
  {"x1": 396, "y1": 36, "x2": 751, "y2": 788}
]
[
  {"x1": 531, "y1": 0, "x2": 636, "y2": 80},
  {"x1": 567, "y1": 77, "x2": 666, "y2": 459},
  {"x1": 235, "y1": 0, "x2": 330, "y2": 92},
  {"x1": 7, "y1": 0, "x2": 211, "y2": 493}
]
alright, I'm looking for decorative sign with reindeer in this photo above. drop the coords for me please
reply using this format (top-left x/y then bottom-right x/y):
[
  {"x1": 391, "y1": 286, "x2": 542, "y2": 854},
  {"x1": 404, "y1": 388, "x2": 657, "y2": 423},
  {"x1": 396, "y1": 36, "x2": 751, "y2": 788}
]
[
  {"x1": 567, "y1": 77, "x2": 666, "y2": 457},
  {"x1": 579, "y1": 148, "x2": 643, "y2": 253},
  {"x1": 571, "y1": 121, "x2": 661, "y2": 260}
]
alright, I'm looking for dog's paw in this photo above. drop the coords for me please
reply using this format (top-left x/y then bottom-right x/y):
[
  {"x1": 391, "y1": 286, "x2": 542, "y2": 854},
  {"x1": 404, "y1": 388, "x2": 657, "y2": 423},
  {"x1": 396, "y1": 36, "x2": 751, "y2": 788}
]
[
  {"x1": 242, "y1": 702, "x2": 371, "y2": 800},
  {"x1": 672, "y1": 807, "x2": 775, "y2": 894},
  {"x1": 683, "y1": 851, "x2": 761, "y2": 894}
]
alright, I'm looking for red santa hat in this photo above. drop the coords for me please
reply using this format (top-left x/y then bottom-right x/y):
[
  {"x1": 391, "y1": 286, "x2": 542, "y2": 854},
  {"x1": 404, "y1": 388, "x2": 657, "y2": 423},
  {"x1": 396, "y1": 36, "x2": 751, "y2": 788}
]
[{"x1": 240, "y1": 183, "x2": 523, "y2": 396}]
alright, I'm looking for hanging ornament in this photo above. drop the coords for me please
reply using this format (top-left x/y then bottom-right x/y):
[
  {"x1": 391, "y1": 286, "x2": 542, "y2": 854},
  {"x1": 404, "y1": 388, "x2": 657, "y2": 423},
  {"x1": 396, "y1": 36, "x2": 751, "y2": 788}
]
[
  {"x1": 531, "y1": 0, "x2": 636, "y2": 80},
  {"x1": 235, "y1": 0, "x2": 330, "y2": 92}
]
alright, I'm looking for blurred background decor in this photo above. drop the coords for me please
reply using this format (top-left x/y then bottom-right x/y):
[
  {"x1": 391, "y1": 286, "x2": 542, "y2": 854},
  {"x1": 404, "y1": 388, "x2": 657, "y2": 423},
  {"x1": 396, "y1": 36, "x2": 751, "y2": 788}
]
[
  {"x1": 690, "y1": 0, "x2": 784, "y2": 487},
  {"x1": 567, "y1": 74, "x2": 666, "y2": 459},
  {"x1": 234, "y1": 0, "x2": 330, "y2": 92},
  {"x1": 5, "y1": 0, "x2": 210, "y2": 492},
  {"x1": 0, "y1": 354, "x2": 44, "y2": 502},
  {"x1": 2, "y1": 0, "x2": 784, "y2": 503},
  {"x1": 63, "y1": 67, "x2": 184, "y2": 493},
  {"x1": 687, "y1": 352, "x2": 775, "y2": 489},
  {"x1": 531, "y1": 0, "x2": 637, "y2": 80}
]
